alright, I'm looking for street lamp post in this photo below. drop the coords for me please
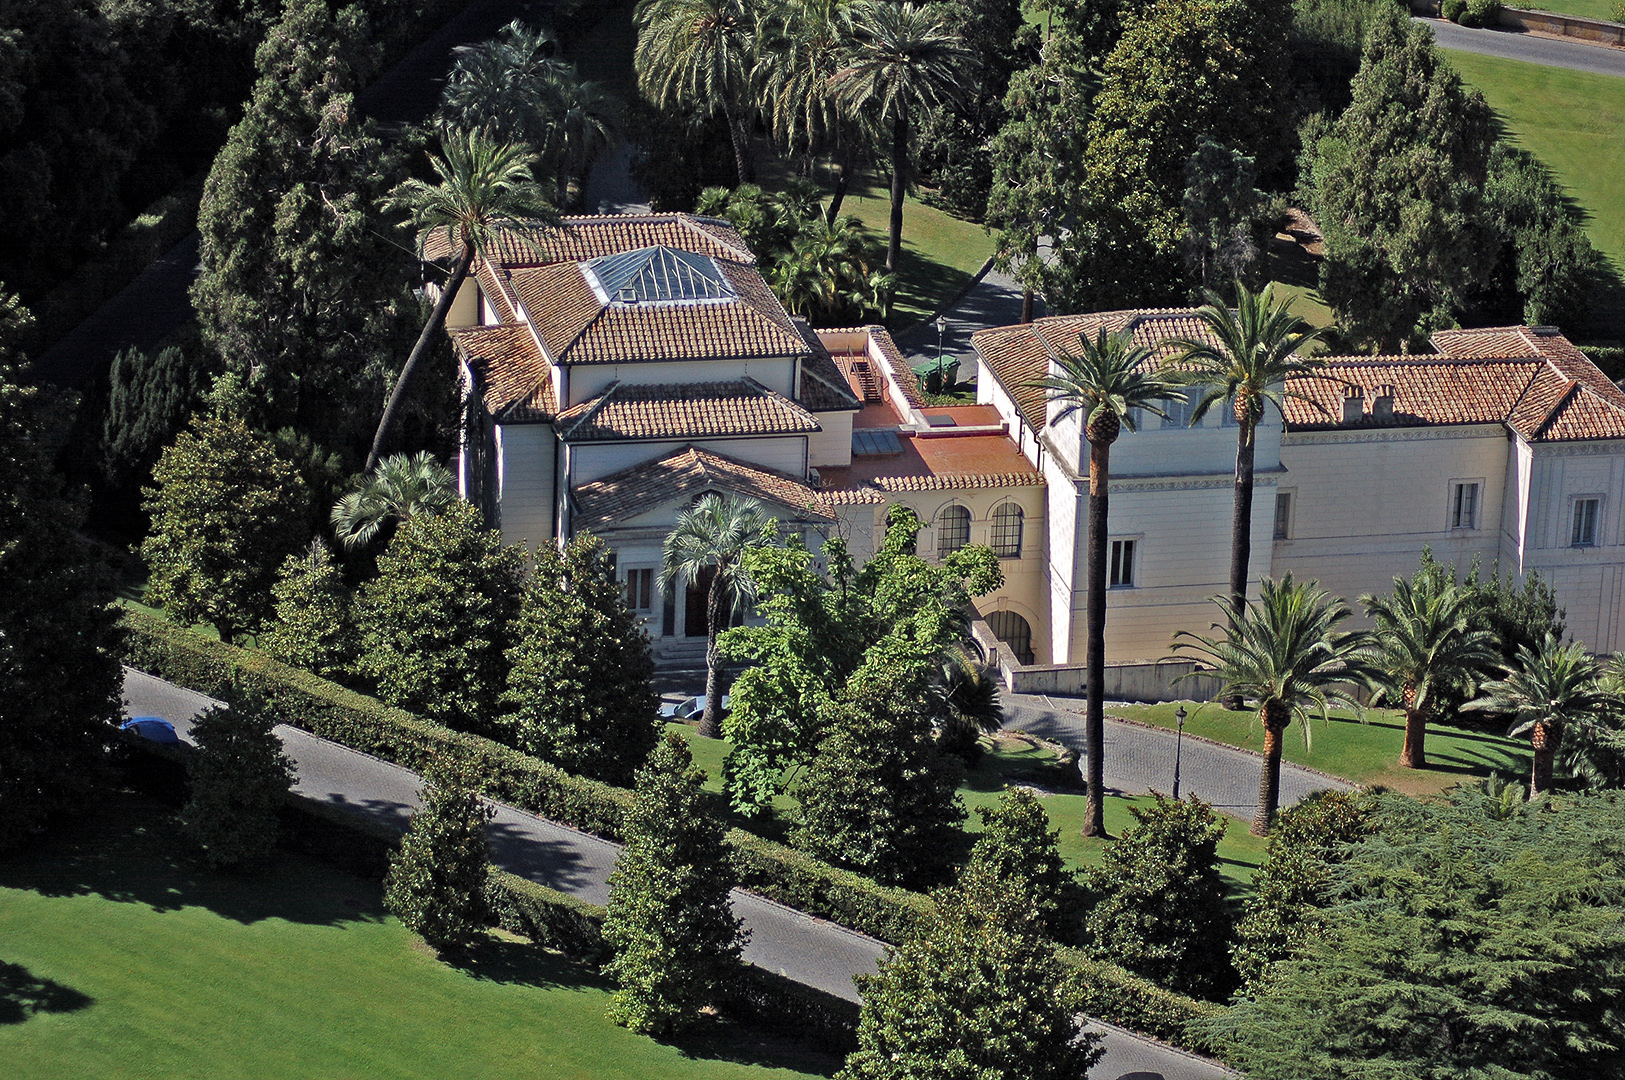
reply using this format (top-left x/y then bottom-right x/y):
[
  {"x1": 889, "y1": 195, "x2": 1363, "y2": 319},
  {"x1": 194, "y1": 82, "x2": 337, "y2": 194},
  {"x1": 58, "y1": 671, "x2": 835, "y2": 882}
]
[
  {"x1": 1172, "y1": 705, "x2": 1187, "y2": 800},
  {"x1": 935, "y1": 315, "x2": 948, "y2": 391}
]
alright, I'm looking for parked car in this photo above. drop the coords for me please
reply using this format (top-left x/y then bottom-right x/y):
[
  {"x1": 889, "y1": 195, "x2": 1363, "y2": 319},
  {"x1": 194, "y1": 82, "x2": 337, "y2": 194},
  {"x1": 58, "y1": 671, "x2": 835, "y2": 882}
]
[
  {"x1": 120, "y1": 716, "x2": 179, "y2": 744},
  {"x1": 658, "y1": 695, "x2": 729, "y2": 721}
]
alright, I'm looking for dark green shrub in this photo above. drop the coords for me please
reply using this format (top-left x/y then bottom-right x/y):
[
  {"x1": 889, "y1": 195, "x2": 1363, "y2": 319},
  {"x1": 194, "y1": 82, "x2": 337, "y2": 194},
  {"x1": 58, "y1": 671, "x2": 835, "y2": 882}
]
[
  {"x1": 1442, "y1": 0, "x2": 1468, "y2": 21},
  {"x1": 1081, "y1": 795, "x2": 1236, "y2": 1000},
  {"x1": 965, "y1": 788, "x2": 1070, "y2": 929},
  {"x1": 182, "y1": 697, "x2": 294, "y2": 868},
  {"x1": 485, "y1": 870, "x2": 611, "y2": 961},
  {"x1": 384, "y1": 770, "x2": 494, "y2": 950},
  {"x1": 1459, "y1": 0, "x2": 1501, "y2": 27},
  {"x1": 604, "y1": 733, "x2": 743, "y2": 1036},
  {"x1": 1054, "y1": 948, "x2": 1225, "y2": 1049},
  {"x1": 264, "y1": 540, "x2": 356, "y2": 680}
]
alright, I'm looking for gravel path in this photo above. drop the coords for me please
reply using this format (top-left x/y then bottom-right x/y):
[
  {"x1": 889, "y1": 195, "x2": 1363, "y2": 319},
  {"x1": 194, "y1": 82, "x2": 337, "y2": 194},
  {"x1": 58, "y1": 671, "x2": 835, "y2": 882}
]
[
  {"x1": 124, "y1": 667, "x2": 1232, "y2": 1079},
  {"x1": 1003, "y1": 694, "x2": 1353, "y2": 820}
]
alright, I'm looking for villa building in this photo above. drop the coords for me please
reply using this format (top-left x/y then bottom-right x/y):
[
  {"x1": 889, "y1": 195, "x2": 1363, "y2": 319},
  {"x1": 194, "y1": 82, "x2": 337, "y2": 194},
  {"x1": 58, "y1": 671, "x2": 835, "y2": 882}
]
[{"x1": 431, "y1": 211, "x2": 1625, "y2": 673}]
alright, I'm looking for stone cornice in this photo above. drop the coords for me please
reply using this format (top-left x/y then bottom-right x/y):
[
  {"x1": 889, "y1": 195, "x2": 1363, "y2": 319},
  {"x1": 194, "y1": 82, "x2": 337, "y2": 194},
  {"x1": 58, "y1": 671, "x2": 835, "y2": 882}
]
[{"x1": 1283, "y1": 423, "x2": 1505, "y2": 446}]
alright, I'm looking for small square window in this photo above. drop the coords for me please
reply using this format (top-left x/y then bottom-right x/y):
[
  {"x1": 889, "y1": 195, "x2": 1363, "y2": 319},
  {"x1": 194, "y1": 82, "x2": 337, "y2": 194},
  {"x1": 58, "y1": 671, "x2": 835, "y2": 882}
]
[
  {"x1": 1450, "y1": 482, "x2": 1479, "y2": 530},
  {"x1": 1274, "y1": 492, "x2": 1292, "y2": 541},
  {"x1": 1110, "y1": 539, "x2": 1136, "y2": 587},
  {"x1": 1573, "y1": 498, "x2": 1600, "y2": 547}
]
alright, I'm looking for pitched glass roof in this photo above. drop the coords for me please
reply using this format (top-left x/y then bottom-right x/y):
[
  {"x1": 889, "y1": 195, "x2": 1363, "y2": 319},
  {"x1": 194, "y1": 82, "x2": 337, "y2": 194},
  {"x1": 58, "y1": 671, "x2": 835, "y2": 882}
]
[{"x1": 582, "y1": 245, "x2": 738, "y2": 305}]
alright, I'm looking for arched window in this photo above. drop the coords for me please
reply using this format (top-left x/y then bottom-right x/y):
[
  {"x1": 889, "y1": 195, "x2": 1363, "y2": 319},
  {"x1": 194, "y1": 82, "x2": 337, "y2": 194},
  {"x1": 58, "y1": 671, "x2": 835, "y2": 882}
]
[
  {"x1": 936, "y1": 504, "x2": 971, "y2": 559},
  {"x1": 991, "y1": 503, "x2": 1023, "y2": 558},
  {"x1": 987, "y1": 609, "x2": 1034, "y2": 665}
]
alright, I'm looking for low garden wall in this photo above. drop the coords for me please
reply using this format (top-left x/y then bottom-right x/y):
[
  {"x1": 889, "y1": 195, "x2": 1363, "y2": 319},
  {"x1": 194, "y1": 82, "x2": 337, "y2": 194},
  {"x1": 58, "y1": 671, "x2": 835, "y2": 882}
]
[
  {"x1": 970, "y1": 620, "x2": 1224, "y2": 702},
  {"x1": 1500, "y1": 6, "x2": 1625, "y2": 45}
]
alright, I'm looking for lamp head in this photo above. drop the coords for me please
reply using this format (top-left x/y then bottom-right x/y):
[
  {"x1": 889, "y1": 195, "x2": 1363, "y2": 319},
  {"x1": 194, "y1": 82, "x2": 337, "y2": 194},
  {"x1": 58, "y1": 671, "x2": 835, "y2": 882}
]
[{"x1": 1175, "y1": 705, "x2": 1187, "y2": 726}]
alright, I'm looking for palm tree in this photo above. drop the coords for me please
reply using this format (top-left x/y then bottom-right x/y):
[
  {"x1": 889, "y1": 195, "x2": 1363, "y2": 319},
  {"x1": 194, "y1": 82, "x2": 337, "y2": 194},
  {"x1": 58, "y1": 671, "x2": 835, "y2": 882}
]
[
  {"x1": 1026, "y1": 326, "x2": 1183, "y2": 837},
  {"x1": 332, "y1": 451, "x2": 456, "y2": 550},
  {"x1": 439, "y1": 20, "x2": 567, "y2": 148},
  {"x1": 830, "y1": 1, "x2": 968, "y2": 275},
  {"x1": 1361, "y1": 572, "x2": 1500, "y2": 770},
  {"x1": 1170, "y1": 283, "x2": 1328, "y2": 634},
  {"x1": 545, "y1": 68, "x2": 620, "y2": 209},
  {"x1": 635, "y1": 0, "x2": 763, "y2": 184},
  {"x1": 755, "y1": 0, "x2": 860, "y2": 219},
  {"x1": 660, "y1": 494, "x2": 771, "y2": 738},
  {"x1": 368, "y1": 132, "x2": 553, "y2": 471},
  {"x1": 1172, "y1": 574, "x2": 1374, "y2": 835},
  {"x1": 1468, "y1": 635, "x2": 1609, "y2": 797}
]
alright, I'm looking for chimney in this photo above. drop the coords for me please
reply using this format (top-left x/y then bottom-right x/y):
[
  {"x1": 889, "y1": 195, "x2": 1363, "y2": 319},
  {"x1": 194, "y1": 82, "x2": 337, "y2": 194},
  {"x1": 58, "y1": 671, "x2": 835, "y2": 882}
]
[
  {"x1": 1342, "y1": 385, "x2": 1364, "y2": 424},
  {"x1": 1372, "y1": 384, "x2": 1396, "y2": 420}
]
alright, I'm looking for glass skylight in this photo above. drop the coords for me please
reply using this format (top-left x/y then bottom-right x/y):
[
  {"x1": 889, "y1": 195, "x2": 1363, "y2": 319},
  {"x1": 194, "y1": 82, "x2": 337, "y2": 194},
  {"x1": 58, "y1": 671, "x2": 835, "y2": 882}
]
[{"x1": 582, "y1": 246, "x2": 737, "y2": 305}]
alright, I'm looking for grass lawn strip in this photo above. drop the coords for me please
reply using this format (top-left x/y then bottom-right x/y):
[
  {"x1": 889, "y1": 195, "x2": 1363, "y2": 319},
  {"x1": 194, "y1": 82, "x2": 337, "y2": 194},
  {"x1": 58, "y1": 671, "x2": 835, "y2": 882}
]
[{"x1": 0, "y1": 790, "x2": 834, "y2": 1080}]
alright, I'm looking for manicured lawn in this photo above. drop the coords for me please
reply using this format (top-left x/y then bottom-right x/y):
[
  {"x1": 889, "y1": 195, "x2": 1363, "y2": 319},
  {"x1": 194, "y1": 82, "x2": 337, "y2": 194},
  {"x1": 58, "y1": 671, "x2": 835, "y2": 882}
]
[
  {"x1": 1443, "y1": 49, "x2": 1625, "y2": 267},
  {"x1": 0, "y1": 791, "x2": 834, "y2": 1080},
  {"x1": 671, "y1": 724, "x2": 1267, "y2": 894},
  {"x1": 1519, "y1": 0, "x2": 1621, "y2": 22},
  {"x1": 1101, "y1": 701, "x2": 1531, "y2": 797}
]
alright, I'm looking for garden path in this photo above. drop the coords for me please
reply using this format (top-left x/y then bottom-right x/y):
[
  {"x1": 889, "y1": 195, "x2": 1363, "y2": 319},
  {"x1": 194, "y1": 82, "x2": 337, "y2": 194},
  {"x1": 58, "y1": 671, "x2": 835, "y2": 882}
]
[
  {"x1": 1426, "y1": 16, "x2": 1625, "y2": 77},
  {"x1": 123, "y1": 667, "x2": 1232, "y2": 1080}
]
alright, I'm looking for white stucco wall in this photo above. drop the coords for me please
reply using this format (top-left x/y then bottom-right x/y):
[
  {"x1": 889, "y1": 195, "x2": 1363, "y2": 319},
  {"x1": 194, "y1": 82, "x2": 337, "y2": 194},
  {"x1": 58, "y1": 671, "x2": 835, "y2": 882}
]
[
  {"x1": 807, "y1": 409, "x2": 854, "y2": 469},
  {"x1": 495, "y1": 422, "x2": 556, "y2": 549},
  {"x1": 566, "y1": 435, "x2": 808, "y2": 485},
  {"x1": 565, "y1": 357, "x2": 800, "y2": 405}
]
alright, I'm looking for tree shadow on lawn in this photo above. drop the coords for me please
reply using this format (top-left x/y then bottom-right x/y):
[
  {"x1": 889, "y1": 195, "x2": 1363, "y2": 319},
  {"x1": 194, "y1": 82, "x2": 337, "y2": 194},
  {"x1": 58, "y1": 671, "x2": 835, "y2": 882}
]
[
  {"x1": 444, "y1": 933, "x2": 607, "y2": 994},
  {"x1": 669, "y1": 1015, "x2": 843, "y2": 1078},
  {"x1": 0, "y1": 788, "x2": 387, "y2": 930},
  {"x1": 0, "y1": 962, "x2": 93, "y2": 1025}
]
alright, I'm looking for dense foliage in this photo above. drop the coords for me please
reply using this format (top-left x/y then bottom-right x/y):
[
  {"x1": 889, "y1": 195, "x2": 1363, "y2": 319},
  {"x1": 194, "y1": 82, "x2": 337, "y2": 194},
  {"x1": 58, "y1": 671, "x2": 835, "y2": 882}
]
[
  {"x1": 603, "y1": 732, "x2": 743, "y2": 1036},
  {"x1": 963, "y1": 788, "x2": 1071, "y2": 928},
  {"x1": 0, "y1": 289, "x2": 123, "y2": 846},
  {"x1": 264, "y1": 540, "x2": 357, "y2": 680},
  {"x1": 504, "y1": 535, "x2": 659, "y2": 786},
  {"x1": 182, "y1": 697, "x2": 295, "y2": 868},
  {"x1": 1211, "y1": 789, "x2": 1625, "y2": 1079},
  {"x1": 353, "y1": 500, "x2": 525, "y2": 736},
  {"x1": 384, "y1": 769, "x2": 495, "y2": 948}
]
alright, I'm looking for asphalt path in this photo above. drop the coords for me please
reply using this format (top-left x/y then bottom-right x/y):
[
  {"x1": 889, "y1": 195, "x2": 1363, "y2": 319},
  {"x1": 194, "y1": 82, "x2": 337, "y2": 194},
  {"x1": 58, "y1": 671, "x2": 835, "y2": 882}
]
[
  {"x1": 123, "y1": 667, "x2": 1232, "y2": 1079},
  {"x1": 1425, "y1": 17, "x2": 1625, "y2": 77}
]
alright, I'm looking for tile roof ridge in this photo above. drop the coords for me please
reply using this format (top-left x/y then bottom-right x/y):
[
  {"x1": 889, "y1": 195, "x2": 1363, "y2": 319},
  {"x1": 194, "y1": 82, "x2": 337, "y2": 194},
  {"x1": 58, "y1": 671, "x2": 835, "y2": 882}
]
[
  {"x1": 556, "y1": 379, "x2": 621, "y2": 433},
  {"x1": 738, "y1": 375, "x2": 819, "y2": 423},
  {"x1": 1530, "y1": 379, "x2": 1583, "y2": 441}
]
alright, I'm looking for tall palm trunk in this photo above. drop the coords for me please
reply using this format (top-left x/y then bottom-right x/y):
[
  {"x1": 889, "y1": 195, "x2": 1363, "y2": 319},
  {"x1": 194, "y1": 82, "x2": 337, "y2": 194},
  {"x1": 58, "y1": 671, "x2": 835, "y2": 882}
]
[
  {"x1": 1021, "y1": 287, "x2": 1034, "y2": 324},
  {"x1": 1083, "y1": 436, "x2": 1111, "y2": 837},
  {"x1": 722, "y1": 98, "x2": 754, "y2": 185},
  {"x1": 368, "y1": 241, "x2": 474, "y2": 471},
  {"x1": 1529, "y1": 719, "x2": 1559, "y2": 795},
  {"x1": 1253, "y1": 699, "x2": 1291, "y2": 835},
  {"x1": 886, "y1": 111, "x2": 907, "y2": 274},
  {"x1": 1399, "y1": 686, "x2": 1427, "y2": 769},
  {"x1": 701, "y1": 569, "x2": 726, "y2": 739},
  {"x1": 826, "y1": 144, "x2": 855, "y2": 225},
  {"x1": 1225, "y1": 415, "x2": 1259, "y2": 710}
]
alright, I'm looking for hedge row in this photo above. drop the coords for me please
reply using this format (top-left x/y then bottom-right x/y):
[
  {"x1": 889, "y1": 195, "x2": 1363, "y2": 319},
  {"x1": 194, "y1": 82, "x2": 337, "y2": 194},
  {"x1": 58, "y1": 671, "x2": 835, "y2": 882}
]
[{"x1": 119, "y1": 610, "x2": 1219, "y2": 1055}]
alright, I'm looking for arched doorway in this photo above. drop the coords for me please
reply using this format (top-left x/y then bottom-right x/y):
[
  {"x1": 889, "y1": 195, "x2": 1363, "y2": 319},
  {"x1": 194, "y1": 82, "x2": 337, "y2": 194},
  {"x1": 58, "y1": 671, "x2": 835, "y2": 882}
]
[{"x1": 987, "y1": 609, "x2": 1034, "y2": 665}]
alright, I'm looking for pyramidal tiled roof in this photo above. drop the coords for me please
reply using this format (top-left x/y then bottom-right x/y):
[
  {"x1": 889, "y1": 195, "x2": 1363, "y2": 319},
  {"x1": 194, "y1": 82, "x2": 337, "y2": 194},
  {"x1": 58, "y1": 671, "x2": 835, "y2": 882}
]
[{"x1": 571, "y1": 446, "x2": 832, "y2": 532}]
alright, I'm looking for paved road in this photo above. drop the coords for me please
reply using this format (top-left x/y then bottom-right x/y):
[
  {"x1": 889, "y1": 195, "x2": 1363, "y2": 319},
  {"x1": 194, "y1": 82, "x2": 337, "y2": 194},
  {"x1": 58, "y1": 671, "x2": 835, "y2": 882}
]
[
  {"x1": 894, "y1": 263, "x2": 1040, "y2": 370},
  {"x1": 1003, "y1": 694, "x2": 1351, "y2": 821},
  {"x1": 124, "y1": 667, "x2": 1232, "y2": 1080},
  {"x1": 1425, "y1": 17, "x2": 1625, "y2": 77}
]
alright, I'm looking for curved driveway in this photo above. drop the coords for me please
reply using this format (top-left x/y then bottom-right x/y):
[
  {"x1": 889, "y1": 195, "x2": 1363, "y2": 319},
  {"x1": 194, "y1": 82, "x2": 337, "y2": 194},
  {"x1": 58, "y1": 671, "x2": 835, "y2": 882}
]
[
  {"x1": 124, "y1": 668, "x2": 1232, "y2": 1080},
  {"x1": 1425, "y1": 16, "x2": 1625, "y2": 77}
]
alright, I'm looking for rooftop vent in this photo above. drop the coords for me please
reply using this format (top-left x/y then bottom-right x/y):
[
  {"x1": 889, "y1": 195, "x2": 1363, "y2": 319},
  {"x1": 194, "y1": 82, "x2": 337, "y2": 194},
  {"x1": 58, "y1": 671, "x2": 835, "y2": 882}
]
[
  {"x1": 1372, "y1": 384, "x2": 1396, "y2": 420},
  {"x1": 1342, "y1": 385, "x2": 1364, "y2": 424},
  {"x1": 583, "y1": 246, "x2": 737, "y2": 305}
]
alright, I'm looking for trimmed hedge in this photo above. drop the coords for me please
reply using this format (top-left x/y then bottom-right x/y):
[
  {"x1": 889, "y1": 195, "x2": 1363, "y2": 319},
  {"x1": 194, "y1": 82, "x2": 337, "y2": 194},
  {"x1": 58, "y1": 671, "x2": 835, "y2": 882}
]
[
  {"x1": 1055, "y1": 946, "x2": 1225, "y2": 1051},
  {"x1": 119, "y1": 610, "x2": 1223, "y2": 1056}
]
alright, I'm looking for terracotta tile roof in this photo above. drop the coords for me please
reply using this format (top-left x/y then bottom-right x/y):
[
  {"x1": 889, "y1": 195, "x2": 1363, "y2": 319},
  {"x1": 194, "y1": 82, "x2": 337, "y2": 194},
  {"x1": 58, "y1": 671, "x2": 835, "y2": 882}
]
[
  {"x1": 511, "y1": 262, "x2": 602, "y2": 357},
  {"x1": 795, "y1": 323, "x2": 862, "y2": 411},
  {"x1": 1285, "y1": 359, "x2": 1541, "y2": 430},
  {"x1": 813, "y1": 429, "x2": 1043, "y2": 505},
  {"x1": 816, "y1": 471, "x2": 1044, "y2": 507},
  {"x1": 867, "y1": 325, "x2": 926, "y2": 408},
  {"x1": 422, "y1": 214, "x2": 755, "y2": 267},
  {"x1": 1431, "y1": 325, "x2": 1625, "y2": 441},
  {"x1": 571, "y1": 447, "x2": 832, "y2": 532},
  {"x1": 450, "y1": 324, "x2": 556, "y2": 422},
  {"x1": 557, "y1": 379, "x2": 820, "y2": 442}
]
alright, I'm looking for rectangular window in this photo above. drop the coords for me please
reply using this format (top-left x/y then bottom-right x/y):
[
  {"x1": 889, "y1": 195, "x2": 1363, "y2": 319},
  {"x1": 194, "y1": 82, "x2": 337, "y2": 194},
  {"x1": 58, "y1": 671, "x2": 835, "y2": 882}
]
[
  {"x1": 1109, "y1": 539, "x2": 1136, "y2": 587},
  {"x1": 1160, "y1": 390, "x2": 1194, "y2": 429},
  {"x1": 625, "y1": 568, "x2": 654, "y2": 611},
  {"x1": 1451, "y1": 482, "x2": 1479, "y2": 530},
  {"x1": 1573, "y1": 498, "x2": 1600, "y2": 546},
  {"x1": 1274, "y1": 492, "x2": 1292, "y2": 540}
]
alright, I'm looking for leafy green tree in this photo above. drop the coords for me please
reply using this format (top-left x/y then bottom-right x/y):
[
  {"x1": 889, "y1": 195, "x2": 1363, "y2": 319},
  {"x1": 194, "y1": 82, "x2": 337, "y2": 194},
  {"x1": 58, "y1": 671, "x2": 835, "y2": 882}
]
[
  {"x1": 1230, "y1": 789, "x2": 1378, "y2": 990},
  {"x1": 384, "y1": 769, "x2": 495, "y2": 950},
  {"x1": 183, "y1": 697, "x2": 295, "y2": 868},
  {"x1": 1361, "y1": 569, "x2": 1500, "y2": 769},
  {"x1": 661, "y1": 493, "x2": 770, "y2": 738},
  {"x1": 838, "y1": 857, "x2": 1102, "y2": 1080},
  {"x1": 793, "y1": 676, "x2": 967, "y2": 888},
  {"x1": 141, "y1": 376, "x2": 311, "y2": 643},
  {"x1": 369, "y1": 132, "x2": 554, "y2": 470},
  {"x1": 1479, "y1": 142, "x2": 1604, "y2": 331},
  {"x1": 1209, "y1": 788, "x2": 1625, "y2": 1080},
  {"x1": 1028, "y1": 326, "x2": 1183, "y2": 836},
  {"x1": 191, "y1": 0, "x2": 414, "y2": 442},
  {"x1": 0, "y1": 288, "x2": 122, "y2": 847},
  {"x1": 1468, "y1": 636, "x2": 1610, "y2": 797},
  {"x1": 353, "y1": 500, "x2": 525, "y2": 736},
  {"x1": 721, "y1": 507, "x2": 1001, "y2": 814},
  {"x1": 1181, "y1": 138, "x2": 1269, "y2": 291},
  {"x1": 95, "y1": 344, "x2": 217, "y2": 522},
  {"x1": 1302, "y1": 12, "x2": 1498, "y2": 349},
  {"x1": 331, "y1": 451, "x2": 456, "y2": 551},
  {"x1": 504, "y1": 535, "x2": 659, "y2": 786},
  {"x1": 831, "y1": 1, "x2": 969, "y2": 275},
  {"x1": 1080, "y1": 794, "x2": 1234, "y2": 998},
  {"x1": 1173, "y1": 574, "x2": 1374, "y2": 834},
  {"x1": 965, "y1": 788, "x2": 1069, "y2": 927},
  {"x1": 264, "y1": 540, "x2": 356, "y2": 680},
  {"x1": 1171, "y1": 283, "x2": 1327, "y2": 634},
  {"x1": 604, "y1": 732, "x2": 743, "y2": 1036},
  {"x1": 634, "y1": 0, "x2": 763, "y2": 184}
]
